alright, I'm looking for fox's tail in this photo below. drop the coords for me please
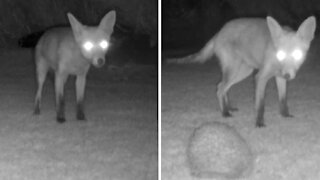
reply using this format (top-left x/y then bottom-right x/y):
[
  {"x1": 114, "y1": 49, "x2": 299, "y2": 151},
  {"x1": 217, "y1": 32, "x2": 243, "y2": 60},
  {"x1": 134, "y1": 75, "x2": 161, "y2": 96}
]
[{"x1": 166, "y1": 36, "x2": 216, "y2": 64}]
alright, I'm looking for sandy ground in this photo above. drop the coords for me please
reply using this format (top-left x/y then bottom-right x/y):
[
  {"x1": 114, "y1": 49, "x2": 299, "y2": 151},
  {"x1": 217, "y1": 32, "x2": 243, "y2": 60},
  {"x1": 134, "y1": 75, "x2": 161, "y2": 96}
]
[
  {"x1": 161, "y1": 38, "x2": 320, "y2": 180},
  {"x1": 0, "y1": 48, "x2": 157, "y2": 180}
]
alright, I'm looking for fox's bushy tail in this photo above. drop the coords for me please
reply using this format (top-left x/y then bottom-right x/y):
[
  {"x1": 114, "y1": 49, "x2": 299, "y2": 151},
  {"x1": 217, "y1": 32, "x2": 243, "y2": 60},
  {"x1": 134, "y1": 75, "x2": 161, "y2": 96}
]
[{"x1": 166, "y1": 37, "x2": 216, "y2": 64}]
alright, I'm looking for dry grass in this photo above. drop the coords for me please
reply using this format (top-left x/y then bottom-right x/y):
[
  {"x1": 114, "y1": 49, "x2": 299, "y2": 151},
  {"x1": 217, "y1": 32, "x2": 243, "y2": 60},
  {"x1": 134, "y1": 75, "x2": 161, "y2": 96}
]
[{"x1": 162, "y1": 37, "x2": 320, "y2": 180}]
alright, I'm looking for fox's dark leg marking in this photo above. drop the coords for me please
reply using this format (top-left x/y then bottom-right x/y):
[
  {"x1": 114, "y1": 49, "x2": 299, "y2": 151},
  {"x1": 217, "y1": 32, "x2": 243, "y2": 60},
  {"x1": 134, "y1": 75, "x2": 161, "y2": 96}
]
[
  {"x1": 34, "y1": 100, "x2": 40, "y2": 115},
  {"x1": 222, "y1": 96, "x2": 232, "y2": 117},
  {"x1": 256, "y1": 96, "x2": 265, "y2": 128},
  {"x1": 279, "y1": 96, "x2": 293, "y2": 117},
  {"x1": 224, "y1": 94, "x2": 238, "y2": 112},
  {"x1": 76, "y1": 101, "x2": 85, "y2": 120},
  {"x1": 255, "y1": 68, "x2": 273, "y2": 128},
  {"x1": 217, "y1": 69, "x2": 232, "y2": 117},
  {"x1": 55, "y1": 72, "x2": 68, "y2": 123},
  {"x1": 57, "y1": 94, "x2": 65, "y2": 123},
  {"x1": 275, "y1": 77, "x2": 293, "y2": 118},
  {"x1": 76, "y1": 75, "x2": 86, "y2": 120}
]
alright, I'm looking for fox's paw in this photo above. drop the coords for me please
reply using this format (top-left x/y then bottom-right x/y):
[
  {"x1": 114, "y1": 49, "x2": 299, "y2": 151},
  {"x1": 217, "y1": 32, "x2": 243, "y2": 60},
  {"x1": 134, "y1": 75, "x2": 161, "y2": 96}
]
[
  {"x1": 76, "y1": 112, "x2": 86, "y2": 121},
  {"x1": 222, "y1": 111, "x2": 232, "y2": 118},
  {"x1": 255, "y1": 121, "x2": 265, "y2": 128},
  {"x1": 57, "y1": 117, "x2": 66, "y2": 123},
  {"x1": 281, "y1": 112, "x2": 294, "y2": 118},
  {"x1": 33, "y1": 108, "x2": 40, "y2": 115},
  {"x1": 228, "y1": 106, "x2": 239, "y2": 112}
]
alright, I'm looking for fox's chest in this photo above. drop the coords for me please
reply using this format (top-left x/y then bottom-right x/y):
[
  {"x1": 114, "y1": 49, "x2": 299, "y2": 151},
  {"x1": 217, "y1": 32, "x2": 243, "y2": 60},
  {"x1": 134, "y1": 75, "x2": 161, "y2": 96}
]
[
  {"x1": 57, "y1": 47, "x2": 91, "y2": 75},
  {"x1": 60, "y1": 57, "x2": 90, "y2": 75}
]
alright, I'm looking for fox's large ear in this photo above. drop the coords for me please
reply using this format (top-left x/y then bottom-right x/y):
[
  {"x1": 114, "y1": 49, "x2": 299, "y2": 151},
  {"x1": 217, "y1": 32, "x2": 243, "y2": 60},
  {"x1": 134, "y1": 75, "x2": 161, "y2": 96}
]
[
  {"x1": 67, "y1": 13, "x2": 83, "y2": 36},
  {"x1": 99, "y1": 10, "x2": 116, "y2": 34},
  {"x1": 297, "y1": 16, "x2": 316, "y2": 42},
  {"x1": 267, "y1": 16, "x2": 284, "y2": 42}
]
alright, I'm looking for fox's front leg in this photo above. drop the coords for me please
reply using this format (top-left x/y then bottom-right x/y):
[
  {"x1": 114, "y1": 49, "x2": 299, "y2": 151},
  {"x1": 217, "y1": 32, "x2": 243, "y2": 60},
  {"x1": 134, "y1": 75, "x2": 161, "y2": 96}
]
[
  {"x1": 76, "y1": 75, "x2": 86, "y2": 120},
  {"x1": 275, "y1": 77, "x2": 293, "y2": 117},
  {"x1": 55, "y1": 72, "x2": 68, "y2": 123},
  {"x1": 255, "y1": 70, "x2": 273, "y2": 128}
]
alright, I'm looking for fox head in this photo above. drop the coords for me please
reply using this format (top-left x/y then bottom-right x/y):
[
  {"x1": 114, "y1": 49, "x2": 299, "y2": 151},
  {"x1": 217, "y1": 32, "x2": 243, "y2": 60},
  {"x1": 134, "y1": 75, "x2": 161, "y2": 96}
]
[
  {"x1": 267, "y1": 16, "x2": 316, "y2": 80},
  {"x1": 67, "y1": 11, "x2": 116, "y2": 68}
]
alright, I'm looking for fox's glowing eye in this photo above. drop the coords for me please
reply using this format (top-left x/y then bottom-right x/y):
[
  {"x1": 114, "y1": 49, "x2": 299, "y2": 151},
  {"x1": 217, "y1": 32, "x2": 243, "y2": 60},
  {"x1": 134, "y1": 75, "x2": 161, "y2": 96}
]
[
  {"x1": 99, "y1": 40, "x2": 109, "y2": 49},
  {"x1": 291, "y1": 49, "x2": 303, "y2": 61},
  {"x1": 83, "y1": 41, "x2": 94, "y2": 51},
  {"x1": 276, "y1": 50, "x2": 287, "y2": 61}
]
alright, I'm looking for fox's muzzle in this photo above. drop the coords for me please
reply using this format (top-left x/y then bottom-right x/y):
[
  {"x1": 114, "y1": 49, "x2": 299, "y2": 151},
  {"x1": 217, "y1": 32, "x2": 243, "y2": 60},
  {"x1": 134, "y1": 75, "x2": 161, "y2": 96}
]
[
  {"x1": 93, "y1": 58, "x2": 105, "y2": 68},
  {"x1": 97, "y1": 58, "x2": 105, "y2": 67},
  {"x1": 283, "y1": 73, "x2": 291, "y2": 80},
  {"x1": 282, "y1": 70, "x2": 296, "y2": 80}
]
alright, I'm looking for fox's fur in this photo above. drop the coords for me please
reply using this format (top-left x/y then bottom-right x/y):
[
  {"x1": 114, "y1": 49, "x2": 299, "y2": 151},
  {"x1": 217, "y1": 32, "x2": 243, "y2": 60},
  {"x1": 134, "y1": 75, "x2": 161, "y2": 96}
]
[
  {"x1": 168, "y1": 16, "x2": 316, "y2": 127},
  {"x1": 34, "y1": 11, "x2": 116, "y2": 123}
]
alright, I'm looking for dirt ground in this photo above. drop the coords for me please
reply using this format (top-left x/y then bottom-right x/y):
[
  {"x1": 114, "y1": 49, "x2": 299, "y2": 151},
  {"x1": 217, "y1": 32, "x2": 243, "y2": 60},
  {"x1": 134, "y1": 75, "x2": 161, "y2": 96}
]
[
  {"x1": 161, "y1": 37, "x2": 320, "y2": 180},
  {"x1": 0, "y1": 48, "x2": 157, "y2": 180}
]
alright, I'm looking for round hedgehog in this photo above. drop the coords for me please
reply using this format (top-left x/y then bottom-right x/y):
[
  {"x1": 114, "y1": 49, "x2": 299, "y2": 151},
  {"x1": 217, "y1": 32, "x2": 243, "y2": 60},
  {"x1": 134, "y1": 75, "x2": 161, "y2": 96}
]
[{"x1": 187, "y1": 121, "x2": 254, "y2": 179}]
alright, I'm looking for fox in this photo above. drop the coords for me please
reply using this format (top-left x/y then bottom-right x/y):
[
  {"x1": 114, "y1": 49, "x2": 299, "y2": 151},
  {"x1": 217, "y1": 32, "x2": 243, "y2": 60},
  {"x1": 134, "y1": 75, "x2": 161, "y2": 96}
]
[
  {"x1": 33, "y1": 11, "x2": 116, "y2": 123},
  {"x1": 167, "y1": 16, "x2": 316, "y2": 127}
]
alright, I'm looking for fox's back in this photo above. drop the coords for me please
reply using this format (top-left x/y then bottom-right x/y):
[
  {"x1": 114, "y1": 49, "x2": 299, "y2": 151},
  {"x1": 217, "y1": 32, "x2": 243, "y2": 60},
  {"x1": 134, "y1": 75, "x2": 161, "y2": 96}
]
[
  {"x1": 215, "y1": 18, "x2": 273, "y2": 67},
  {"x1": 35, "y1": 27, "x2": 82, "y2": 69}
]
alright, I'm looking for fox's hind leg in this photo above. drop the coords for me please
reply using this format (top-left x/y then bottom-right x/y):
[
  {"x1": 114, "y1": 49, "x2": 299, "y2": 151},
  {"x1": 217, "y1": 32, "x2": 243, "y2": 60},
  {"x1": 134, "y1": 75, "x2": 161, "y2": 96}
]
[
  {"x1": 55, "y1": 72, "x2": 68, "y2": 123},
  {"x1": 217, "y1": 60, "x2": 253, "y2": 117},
  {"x1": 34, "y1": 57, "x2": 49, "y2": 115}
]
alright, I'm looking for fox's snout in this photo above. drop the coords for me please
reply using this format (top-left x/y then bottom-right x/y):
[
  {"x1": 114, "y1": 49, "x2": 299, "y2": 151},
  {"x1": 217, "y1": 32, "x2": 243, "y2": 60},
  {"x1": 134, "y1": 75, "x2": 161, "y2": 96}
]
[
  {"x1": 97, "y1": 58, "x2": 105, "y2": 67},
  {"x1": 283, "y1": 73, "x2": 292, "y2": 80},
  {"x1": 93, "y1": 57, "x2": 105, "y2": 68},
  {"x1": 282, "y1": 69, "x2": 296, "y2": 80}
]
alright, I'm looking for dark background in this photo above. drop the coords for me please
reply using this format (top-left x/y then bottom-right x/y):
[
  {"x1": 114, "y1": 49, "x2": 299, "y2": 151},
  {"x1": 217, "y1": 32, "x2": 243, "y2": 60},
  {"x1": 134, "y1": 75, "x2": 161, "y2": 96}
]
[
  {"x1": 0, "y1": 0, "x2": 158, "y2": 64},
  {"x1": 162, "y1": 0, "x2": 320, "y2": 56}
]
